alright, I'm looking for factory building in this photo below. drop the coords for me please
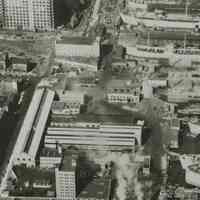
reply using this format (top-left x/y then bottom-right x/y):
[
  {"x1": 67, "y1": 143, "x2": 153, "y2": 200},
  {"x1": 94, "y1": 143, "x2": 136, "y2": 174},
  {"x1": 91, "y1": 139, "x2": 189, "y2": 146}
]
[{"x1": 45, "y1": 118, "x2": 144, "y2": 150}]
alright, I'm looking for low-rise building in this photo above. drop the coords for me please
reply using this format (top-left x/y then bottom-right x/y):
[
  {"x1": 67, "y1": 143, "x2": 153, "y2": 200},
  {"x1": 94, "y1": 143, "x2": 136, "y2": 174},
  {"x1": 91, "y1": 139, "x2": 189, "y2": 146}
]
[
  {"x1": 142, "y1": 79, "x2": 167, "y2": 98},
  {"x1": 40, "y1": 147, "x2": 62, "y2": 169},
  {"x1": 0, "y1": 79, "x2": 18, "y2": 94},
  {"x1": 56, "y1": 90, "x2": 85, "y2": 105},
  {"x1": 180, "y1": 154, "x2": 200, "y2": 187},
  {"x1": 52, "y1": 101, "x2": 81, "y2": 115},
  {"x1": 55, "y1": 36, "x2": 100, "y2": 59},
  {"x1": 168, "y1": 71, "x2": 200, "y2": 87},
  {"x1": 12, "y1": 165, "x2": 55, "y2": 197},
  {"x1": 186, "y1": 164, "x2": 200, "y2": 187},
  {"x1": 106, "y1": 79, "x2": 141, "y2": 104}
]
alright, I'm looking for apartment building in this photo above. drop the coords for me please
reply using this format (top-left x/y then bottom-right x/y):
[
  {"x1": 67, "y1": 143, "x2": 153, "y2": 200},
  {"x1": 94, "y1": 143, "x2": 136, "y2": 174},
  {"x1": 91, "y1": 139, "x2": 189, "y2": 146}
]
[
  {"x1": 3, "y1": 0, "x2": 54, "y2": 31},
  {"x1": 106, "y1": 79, "x2": 141, "y2": 104}
]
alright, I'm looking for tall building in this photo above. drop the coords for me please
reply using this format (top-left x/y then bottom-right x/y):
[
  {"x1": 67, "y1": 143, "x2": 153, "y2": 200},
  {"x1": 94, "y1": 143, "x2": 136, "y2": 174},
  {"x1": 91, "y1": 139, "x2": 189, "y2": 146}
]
[
  {"x1": 3, "y1": 0, "x2": 54, "y2": 31},
  {"x1": 55, "y1": 154, "x2": 77, "y2": 199},
  {"x1": 0, "y1": 0, "x2": 3, "y2": 27}
]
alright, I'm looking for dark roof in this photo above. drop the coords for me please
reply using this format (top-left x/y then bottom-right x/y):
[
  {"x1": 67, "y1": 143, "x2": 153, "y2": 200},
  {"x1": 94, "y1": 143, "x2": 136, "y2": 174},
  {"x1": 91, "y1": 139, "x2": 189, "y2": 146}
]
[
  {"x1": 56, "y1": 37, "x2": 95, "y2": 45},
  {"x1": 0, "y1": 96, "x2": 8, "y2": 107},
  {"x1": 11, "y1": 56, "x2": 28, "y2": 64},
  {"x1": 60, "y1": 152, "x2": 77, "y2": 172},
  {"x1": 78, "y1": 178, "x2": 111, "y2": 199},
  {"x1": 13, "y1": 165, "x2": 54, "y2": 184},
  {"x1": 40, "y1": 147, "x2": 61, "y2": 158},
  {"x1": 51, "y1": 113, "x2": 137, "y2": 126}
]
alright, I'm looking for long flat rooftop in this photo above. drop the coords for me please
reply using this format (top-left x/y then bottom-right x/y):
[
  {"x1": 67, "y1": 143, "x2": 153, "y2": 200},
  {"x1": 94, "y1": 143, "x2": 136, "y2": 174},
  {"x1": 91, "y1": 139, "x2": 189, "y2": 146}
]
[
  {"x1": 56, "y1": 37, "x2": 95, "y2": 45},
  {"x1": 51, "y1": 113, "x2": 137, "y2": 126},
  {"x1": 139, "y1": 31, "x2": 200, "y2": 41}
]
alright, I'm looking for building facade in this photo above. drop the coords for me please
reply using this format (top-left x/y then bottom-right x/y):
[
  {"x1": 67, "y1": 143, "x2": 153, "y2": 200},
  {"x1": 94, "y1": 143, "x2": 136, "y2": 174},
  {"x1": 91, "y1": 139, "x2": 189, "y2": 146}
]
[
  {"x1": 55, "y1": 169, "x2": 76, "y2": 199},
  {"x1": 0, "y1": 0, "x2": 3, "y2": 26},
  {"x1": 106, "y1": 79, "x2": 141, "y2": 104},
  {"x1": 3, "y1": 0, "x2": 54, "y2": 31},
  {"x1": 55, "y1": 155, "x2": 77, "y2": 199}
]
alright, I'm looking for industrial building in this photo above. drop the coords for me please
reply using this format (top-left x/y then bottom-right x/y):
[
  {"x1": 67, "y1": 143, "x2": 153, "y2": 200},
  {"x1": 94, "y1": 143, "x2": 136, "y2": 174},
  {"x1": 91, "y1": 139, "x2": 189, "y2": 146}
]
[
  {"x1": 45, "y1": 116, "x2": 143, "y2": 150},
  {"x1": 13, "y1": 83, "x2": 55, "y2": 167},
  {"x1": 2, "y1": 0, "x2": 54, "y2": 31}
]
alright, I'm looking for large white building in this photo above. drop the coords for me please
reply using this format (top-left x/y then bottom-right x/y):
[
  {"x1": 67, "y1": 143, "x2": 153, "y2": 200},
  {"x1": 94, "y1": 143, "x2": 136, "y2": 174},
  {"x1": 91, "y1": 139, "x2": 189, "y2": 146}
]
[
  {"x1": 3, "y1": 0, "x2": 54, "y2": 31},
  {"x1": 45, "y1": 118, "x2": 143, "y2": 150},
  {"x1": 55, "y1": 36, "x2": 100, "y2": 58},
  {"x1": 14, "y1": 85, "x2": 55, "y2": 167}
]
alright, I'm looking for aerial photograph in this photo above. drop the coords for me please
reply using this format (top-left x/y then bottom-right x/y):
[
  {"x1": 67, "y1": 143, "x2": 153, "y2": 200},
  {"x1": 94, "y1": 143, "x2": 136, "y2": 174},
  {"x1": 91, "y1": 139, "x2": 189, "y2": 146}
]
[{"x1": 0, "y1": 0, "x2": 200, "y2": 199}]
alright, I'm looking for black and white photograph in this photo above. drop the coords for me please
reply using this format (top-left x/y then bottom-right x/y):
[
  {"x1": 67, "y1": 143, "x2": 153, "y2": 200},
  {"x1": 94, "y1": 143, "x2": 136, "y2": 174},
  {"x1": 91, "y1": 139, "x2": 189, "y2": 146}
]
[{"x1": 0, "y1": 0, "x2": 200, "y2": 199}]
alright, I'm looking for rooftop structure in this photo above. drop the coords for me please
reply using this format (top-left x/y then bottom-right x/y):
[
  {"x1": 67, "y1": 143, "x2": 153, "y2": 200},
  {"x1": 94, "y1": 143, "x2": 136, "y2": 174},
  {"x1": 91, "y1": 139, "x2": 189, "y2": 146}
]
[
  {"x1": 120, "y1": 11, "x2": 200, "y2": 31},
  {"x1": 52, "y1": 101, "x2": 81, "y2": 115},
  {"x1": 180, "y1": 154, "x2": 200, "y2": 187},
  {"x1": 137, "y1": 30, "x2": 200, "y2": 46},
  {"x1": 56, "y1": 90, "x2": 85, "y2": 105},
  {"x1": 126, "y1": 44, "x2": 200, "y2": 67},
  {"x1": 40, "y1": 147, "x2": 62, "y2": 169},
  {"x1": 78, "y1": 177, "x2": 111, "y2": 200},
  {"x1": 147, "y1": 3, "x2": 200, "y2": 14},
  {"x1": 167, "y1": 80, "x2": 200, "y2": 103},
  {"x1": 168, "y1": 71, "x2": 200, "y2": 87},
  {"x1": 186, "y1": 164, "x2": 200, "y2": 187}
]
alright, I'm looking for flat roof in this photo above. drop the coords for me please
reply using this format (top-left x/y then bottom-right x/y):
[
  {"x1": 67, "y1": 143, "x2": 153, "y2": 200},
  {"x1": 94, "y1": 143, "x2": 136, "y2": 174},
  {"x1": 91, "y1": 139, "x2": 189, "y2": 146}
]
[
  {"x1": 78, "y1": 178, "x2": 110, "y2": 199},
  {"x1": 139, "y1": 31, "x2": 200, "y2": 41},
  {"x1": 147, "y1": 3, "x2": 200, "y2": 13},
  {"x1": 106, "y1": 79, "x2": 140, "y2": 90},
  {"x1": 56, "y1": 37, "x2": 95, "y2": 45},
  {"x1": 40, "y1": 147, "x2": 61, "y2": 158},
  {"x1": 51, "y1": 113, "x2": 137, "y2": 126},
  {"x1": 11, "y1": 56, "x2": 28, "y2": 64},
  {"x1": 60, "y1": 151, "x2": 77, "y2": 172}
]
